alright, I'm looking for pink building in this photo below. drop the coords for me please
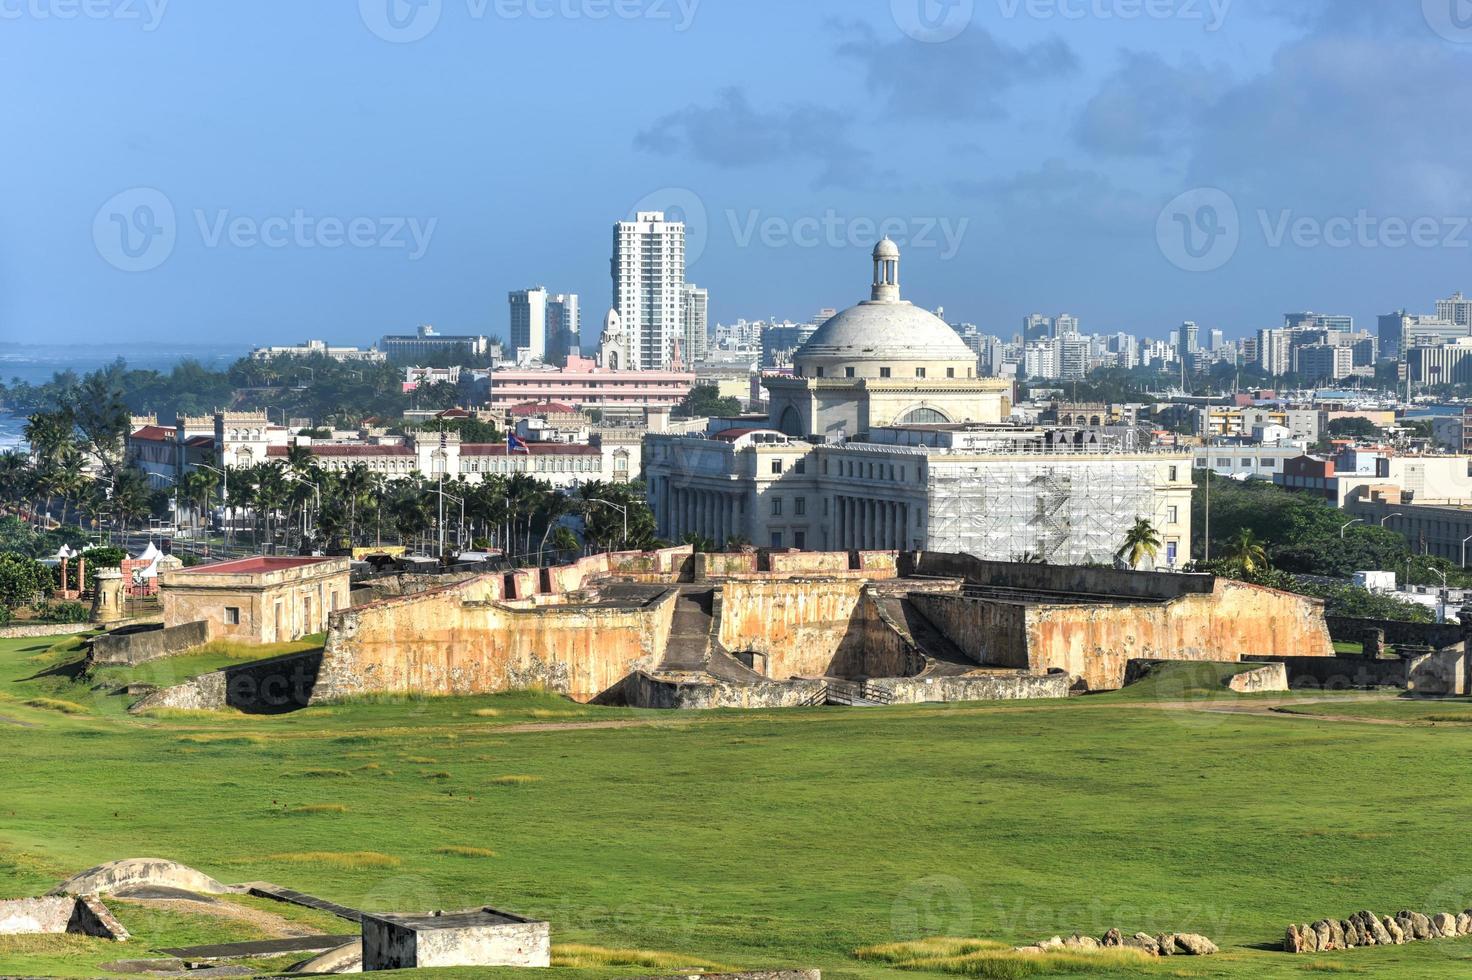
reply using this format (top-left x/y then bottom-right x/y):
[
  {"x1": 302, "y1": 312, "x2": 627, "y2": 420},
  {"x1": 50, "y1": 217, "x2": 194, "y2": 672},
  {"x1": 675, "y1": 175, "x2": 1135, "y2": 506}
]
[{"x1": 489, "y1": 356, "x2": 693, "y2": 414}]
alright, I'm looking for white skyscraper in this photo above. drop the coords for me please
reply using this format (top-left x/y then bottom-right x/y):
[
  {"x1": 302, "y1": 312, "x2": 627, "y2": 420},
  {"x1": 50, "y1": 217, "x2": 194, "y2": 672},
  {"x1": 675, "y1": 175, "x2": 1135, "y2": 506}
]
[
  {"x1": 612, "y1": 211, "x2": 687, "y2": 370},
  {"x1": 509, "y1": 287, "x2": 549, "y2": 361}
]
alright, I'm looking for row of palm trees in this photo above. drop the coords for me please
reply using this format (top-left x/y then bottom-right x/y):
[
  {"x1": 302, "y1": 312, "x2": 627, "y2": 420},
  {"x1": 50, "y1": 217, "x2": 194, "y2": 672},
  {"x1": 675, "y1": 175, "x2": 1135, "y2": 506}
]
[{"x1": 215, "y1": 458, "x2": 656, "y2": 561}]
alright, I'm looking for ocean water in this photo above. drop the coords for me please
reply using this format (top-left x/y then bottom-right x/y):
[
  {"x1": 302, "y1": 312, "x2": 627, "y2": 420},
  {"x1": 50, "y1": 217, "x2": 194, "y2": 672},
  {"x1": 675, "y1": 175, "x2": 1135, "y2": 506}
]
[{"x1": 0, "y1": 342, "x2": 247, "y2": 451}]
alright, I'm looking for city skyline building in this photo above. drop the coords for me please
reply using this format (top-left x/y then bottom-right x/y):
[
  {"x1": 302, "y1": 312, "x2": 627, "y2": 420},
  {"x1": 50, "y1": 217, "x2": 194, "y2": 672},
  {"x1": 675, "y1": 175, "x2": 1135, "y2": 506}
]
[{"x1": 612, "y1": 210, "x2": 687, "y2": 372}]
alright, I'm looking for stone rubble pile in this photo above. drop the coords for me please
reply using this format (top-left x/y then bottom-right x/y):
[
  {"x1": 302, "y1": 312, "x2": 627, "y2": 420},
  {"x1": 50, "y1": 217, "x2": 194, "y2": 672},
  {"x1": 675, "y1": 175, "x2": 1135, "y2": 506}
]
[
  {"x1": 1285, "y1": 909, "x2": 1472, "y2": 952},
  {"x1": 1014, "y1": 929, "x2": 1218, "y2": 956}
]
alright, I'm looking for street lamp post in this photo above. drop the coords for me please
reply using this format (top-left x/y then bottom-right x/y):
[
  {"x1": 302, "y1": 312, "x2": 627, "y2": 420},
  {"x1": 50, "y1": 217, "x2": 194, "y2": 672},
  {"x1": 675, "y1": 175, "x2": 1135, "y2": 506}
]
[
  {"x1": 195, "y1": 463, "x2": 228, "y2": 550},
  {"x1": 437, "y1": 490, "x2": 465, "y2": 554},
  {"x1": 1461, "y1": 533, "x2": 1472, "y2": 569},
  {"x1": 1381, "y1": 512, "x2": 1403, "y2": 527},
  {"x1": 1340, "y1": 518, "x2": 1363, "y2": 539},
  {"x1": 284, "y1": 473, "x2": 320, "y2": 552},
  {"x1": 584, "y1": 498, "x2": 628, "y2": 552}
]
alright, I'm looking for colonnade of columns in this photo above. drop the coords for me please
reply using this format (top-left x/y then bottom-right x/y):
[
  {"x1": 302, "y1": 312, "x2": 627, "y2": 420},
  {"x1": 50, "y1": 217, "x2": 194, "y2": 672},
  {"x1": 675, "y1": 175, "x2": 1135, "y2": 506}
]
[
  {"x1": 835, "y1": 495, "x2": 911, "y2": 551},
  {"x1": 663, "y1": 482, "x2": 744, "y2": 545}
]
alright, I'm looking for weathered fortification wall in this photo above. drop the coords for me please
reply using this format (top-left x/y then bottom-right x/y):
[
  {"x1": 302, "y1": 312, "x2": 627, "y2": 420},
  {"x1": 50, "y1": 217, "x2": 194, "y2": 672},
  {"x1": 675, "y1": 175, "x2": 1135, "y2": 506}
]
[
  {"x1": 908, "y1": 593, "x2": 1030, "y2": 668},
  {"x1": 314, "y1": 576, "x2": 678, "y2": 703},
  {"x1": 876, "y1": 672, "x2": 1070, "y2": 704},
  {"x1": 90, "y1": 620, "x2": 209, "y2": 666},
  {"x1": 902, "y1": 552, "x2": 1213, "y2": 600},
  {"x1": 853, "y1": 596, "x2": 920, "y2": 679},
  {"x1": 718, "y1": 579, "x2": 868, "y2": 678},
  {"x1": 623, "y1": 671, "x2": 827, "y2": 709},
  {"x1": 1027, "y1": 580, "x2": 1334, "y2": 691},
  {"x1": 1326, "y1": 615, "x2": 1462, "y2": 650}
]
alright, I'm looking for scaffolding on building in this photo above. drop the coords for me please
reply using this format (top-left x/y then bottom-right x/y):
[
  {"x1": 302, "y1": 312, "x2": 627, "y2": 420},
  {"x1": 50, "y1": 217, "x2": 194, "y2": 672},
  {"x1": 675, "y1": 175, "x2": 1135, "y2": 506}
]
[{"x1": 927, "y1": 453, "x2": 1178, "y2": 566}]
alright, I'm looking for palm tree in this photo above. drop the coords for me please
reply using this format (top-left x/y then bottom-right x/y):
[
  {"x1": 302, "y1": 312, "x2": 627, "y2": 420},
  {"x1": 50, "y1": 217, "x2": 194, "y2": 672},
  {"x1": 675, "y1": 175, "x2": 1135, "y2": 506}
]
[
  {"x1": 1224, "y1": 528, "x2": 1268, "y2": 576},
  {"x1": 338, "y1": 464, "x2": 372, "y2": 546},
  {"x1": 111, "y1": 467, "x2": 152, "y2": 537},
  {"x1": 1115, "y1": 519, "x2": 1162, "y2": 570}
]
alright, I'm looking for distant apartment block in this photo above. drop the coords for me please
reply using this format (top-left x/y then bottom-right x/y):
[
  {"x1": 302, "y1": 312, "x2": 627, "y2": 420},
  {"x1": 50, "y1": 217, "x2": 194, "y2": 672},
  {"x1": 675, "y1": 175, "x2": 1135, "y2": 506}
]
[
  {"x1": 380, "y1": 325, "x2": 494, "y2": 362},
  {"x1": 681, "y1": 283, "x2": 709, "y2": 365},
  {"x1": 1436, "y1": 291, "x2": 1472, "y2": 327},
  {"x1": 250, "y1": 340, "x2": 385, "y2": 363},
  {"x1": 509, "y1": 287, "x2": 581, "y2": 366}
]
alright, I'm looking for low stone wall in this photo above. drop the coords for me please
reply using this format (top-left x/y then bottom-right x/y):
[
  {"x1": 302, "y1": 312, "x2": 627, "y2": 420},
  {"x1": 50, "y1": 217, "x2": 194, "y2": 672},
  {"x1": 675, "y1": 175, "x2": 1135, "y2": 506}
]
[
  {"x1": 1227, "y1": 663, "x2": 1289, "y2": 693},
  {"x1": 0, "y1": 895, "x2": 128, "y2": 941},
  {"x1": 874, "y1": 671, "x2": 1070, "y2": 704},
  {"x1": 766, "y1": 552, "x2": 851, "y2": 576},
  {"x1": 0, "y1": 622, "x2": 97, "y2": 640},
  {"x1": 1326, "y1": 615, "x2": 1461, "y2": 650},
  {"x1": 130, "y1": 650, "x2": 325, "y2": 714},
  {"x1": 623, "y1": 671, "x2": 826, "y2": 710},
  {"x1": 695, "y1": 552, "x2": 759, "y2": 579},
  {"x1": 1246, "y1": 655, "x2": 1409, "y2": 690},
  {"x1": 0, "y1": 897, "x2": 73, "y2": 934},
  {"x1": 901, "y1": 552, "x2": 1214, "y2": 601},
  {"x1": 90, "y1": 620, "x2": 209, "y2": 666},
  {"x1": 1286, "y1": 908, "x2": 1472, "y2": 952}
]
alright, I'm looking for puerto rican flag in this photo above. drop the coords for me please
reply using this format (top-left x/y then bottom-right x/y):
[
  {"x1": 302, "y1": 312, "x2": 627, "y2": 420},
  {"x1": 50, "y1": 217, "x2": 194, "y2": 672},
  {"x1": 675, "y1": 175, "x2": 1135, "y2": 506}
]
[{"x1": 507, "y1": 432, "x2": 532, "y2": 454}]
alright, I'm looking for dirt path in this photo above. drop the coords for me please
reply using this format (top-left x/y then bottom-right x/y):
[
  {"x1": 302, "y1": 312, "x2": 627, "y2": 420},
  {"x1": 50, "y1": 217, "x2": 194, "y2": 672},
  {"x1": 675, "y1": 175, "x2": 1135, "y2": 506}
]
[
  {"x1": 0, "y1": 714, "x2": 35, "y2": 728},
  {"x1": 110, "y1": 896, "x2": 328, "y2": 938}
]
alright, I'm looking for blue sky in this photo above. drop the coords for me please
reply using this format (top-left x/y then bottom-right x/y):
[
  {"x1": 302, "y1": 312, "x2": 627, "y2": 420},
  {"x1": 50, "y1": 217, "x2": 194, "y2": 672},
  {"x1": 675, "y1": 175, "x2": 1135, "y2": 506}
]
[{"x1": 2, "y1": 0, "x2": 1471, "y2": 348}]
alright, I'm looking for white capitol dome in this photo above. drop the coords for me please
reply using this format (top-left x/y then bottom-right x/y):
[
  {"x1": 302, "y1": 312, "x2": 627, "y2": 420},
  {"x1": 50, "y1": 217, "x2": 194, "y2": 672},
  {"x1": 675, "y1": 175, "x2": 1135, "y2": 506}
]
[{"x1": 795, "y1": 239, "x2": 977, "y2": 370}]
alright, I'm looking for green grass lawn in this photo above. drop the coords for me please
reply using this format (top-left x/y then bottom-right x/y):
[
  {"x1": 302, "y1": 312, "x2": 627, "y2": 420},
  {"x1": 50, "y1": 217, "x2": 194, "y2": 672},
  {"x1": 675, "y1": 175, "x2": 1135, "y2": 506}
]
[{"x1": 5, "y1": 635, "x2": 1472, "y2": 978}]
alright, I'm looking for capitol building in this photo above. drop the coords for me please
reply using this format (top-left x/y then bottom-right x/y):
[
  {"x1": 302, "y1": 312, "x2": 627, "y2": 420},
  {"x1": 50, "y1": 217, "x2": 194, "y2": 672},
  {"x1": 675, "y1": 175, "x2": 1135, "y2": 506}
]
[{"x1": 644, "y1": 242, "x2": 1195, "y2": 567}]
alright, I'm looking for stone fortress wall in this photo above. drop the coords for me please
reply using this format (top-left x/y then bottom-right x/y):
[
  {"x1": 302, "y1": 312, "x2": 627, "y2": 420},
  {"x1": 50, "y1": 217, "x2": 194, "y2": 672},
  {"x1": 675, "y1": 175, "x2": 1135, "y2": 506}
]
[{"x1": 133, "y1": 547, "x2": 1341, "y2": 713}]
